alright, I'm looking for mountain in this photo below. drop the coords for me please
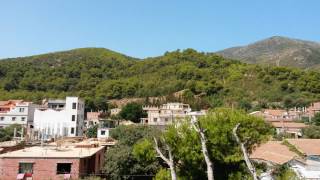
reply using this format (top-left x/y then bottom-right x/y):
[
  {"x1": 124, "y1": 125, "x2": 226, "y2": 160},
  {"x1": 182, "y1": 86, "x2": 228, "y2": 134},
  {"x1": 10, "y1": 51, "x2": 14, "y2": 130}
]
[
  {"x1": 216, "y1": 36, "x2": 320, "y2": 69},
  {"x1": 0, "y1": 47, "x2": 320, "y2": 111}
]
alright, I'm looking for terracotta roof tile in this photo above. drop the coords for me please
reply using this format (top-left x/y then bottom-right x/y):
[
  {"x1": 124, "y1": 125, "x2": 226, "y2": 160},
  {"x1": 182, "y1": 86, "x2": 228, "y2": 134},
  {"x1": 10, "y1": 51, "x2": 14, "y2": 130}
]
[
  {"x1": 250, "y1": 141, "x2": 297, "y2": 165},
  {"x1": 271, "y1": 122, "x2": 307, "y2": 128},
  {"x1": 287, "y1": 139, "x2": 320, "y2": 156}
]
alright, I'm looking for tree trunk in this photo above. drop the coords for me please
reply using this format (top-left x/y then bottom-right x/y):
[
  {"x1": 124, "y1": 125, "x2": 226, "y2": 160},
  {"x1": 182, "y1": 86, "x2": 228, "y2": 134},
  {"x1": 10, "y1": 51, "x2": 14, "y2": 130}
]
[
  {"x1": 154, "y1": 137, "x2": 177, "y2": 180},
  {"x1": 191, "y1": 116, "x2": 214, "y2": 180},
  {"x1": 232, "y1": 123, "x2": 259, "y2": 180}
]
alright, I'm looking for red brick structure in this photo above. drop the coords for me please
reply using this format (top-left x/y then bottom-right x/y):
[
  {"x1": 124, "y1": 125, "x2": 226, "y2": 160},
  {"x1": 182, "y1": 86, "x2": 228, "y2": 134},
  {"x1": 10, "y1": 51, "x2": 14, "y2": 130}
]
[{"x1": 0, "y1": 144, "x2": 105, "y2": 180}]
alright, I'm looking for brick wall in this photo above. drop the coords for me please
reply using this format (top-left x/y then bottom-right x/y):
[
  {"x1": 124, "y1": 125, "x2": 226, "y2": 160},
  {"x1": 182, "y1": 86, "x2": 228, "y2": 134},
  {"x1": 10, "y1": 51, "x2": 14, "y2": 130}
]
[{"x1": 0, "y1": 158, "x2": 80, "y2": 180}]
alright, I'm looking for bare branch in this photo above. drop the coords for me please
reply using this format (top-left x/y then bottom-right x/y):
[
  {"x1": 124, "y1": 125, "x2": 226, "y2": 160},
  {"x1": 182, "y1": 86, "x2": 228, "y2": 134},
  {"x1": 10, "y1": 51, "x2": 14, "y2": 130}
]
[
  {"x1": 190, "y1": 116, "x2": 214, "y2": 180},
  {"x1": 232, "y1": 123, "x2": 259, "y2": 180},
  {"x1": 153, "y1": 137, "x2": 177, "y2": 180}
]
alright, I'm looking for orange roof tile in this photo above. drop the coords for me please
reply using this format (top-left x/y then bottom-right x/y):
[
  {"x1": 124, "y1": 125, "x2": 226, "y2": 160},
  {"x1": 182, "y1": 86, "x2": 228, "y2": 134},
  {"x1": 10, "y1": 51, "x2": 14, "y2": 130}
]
[
  {"x1": 271, "y1": 122, "x2": 307, "y2": 128},
  {"x1": 287, "y1": 139, "x2": 320, "y2": 156},
  {"x1": 264, "y1": 109, "x2": 286, "y2": 116},
  {"x1": 250, "y1": 141, "x2": 297, "y2": 164}
]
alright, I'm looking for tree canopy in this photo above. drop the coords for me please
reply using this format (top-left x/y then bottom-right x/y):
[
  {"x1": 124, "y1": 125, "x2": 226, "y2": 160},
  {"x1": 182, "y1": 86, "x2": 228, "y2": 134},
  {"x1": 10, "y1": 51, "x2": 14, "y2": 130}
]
[
  {"x1": 104, "y1": 125, "x2": 161, "y2": 180},
  {"x1": 119, "y1": 102, "x2": 146, "y2": 123},
  {"x1": 134, "y1": 108, "x2": 273, "y2": 180}
]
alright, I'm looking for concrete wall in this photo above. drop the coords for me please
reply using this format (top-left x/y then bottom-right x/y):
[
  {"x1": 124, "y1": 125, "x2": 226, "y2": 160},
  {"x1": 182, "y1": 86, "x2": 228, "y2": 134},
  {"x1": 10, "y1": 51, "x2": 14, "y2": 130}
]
[
  {"x1": 0, "y1": 103, "x2": 35, "y2": 128},
  {"x1": 33, "y1": 97, "x2": 85, "y2": 139}
]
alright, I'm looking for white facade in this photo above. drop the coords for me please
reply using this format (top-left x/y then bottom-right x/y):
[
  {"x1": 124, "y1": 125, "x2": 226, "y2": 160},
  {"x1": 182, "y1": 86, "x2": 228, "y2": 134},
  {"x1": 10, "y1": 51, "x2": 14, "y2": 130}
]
[
  {"x1": 33, "y1": 97, "x2": 85, "y2": 139},
  {"x1": 290, "y1": 157, "x2": 320, "y2": 179},
  {"x1": 0, "y1": 101, "x2": 37, "y2": 128},
  {"x1": 97, "y1": 128, "x2": 110, "y2": 139},
  {"x1": 110, "y1": 108, "x2": 121, "y2": 116},
  {"x1": 141, "y1": 103, "x2": 192, "y2": 125}
]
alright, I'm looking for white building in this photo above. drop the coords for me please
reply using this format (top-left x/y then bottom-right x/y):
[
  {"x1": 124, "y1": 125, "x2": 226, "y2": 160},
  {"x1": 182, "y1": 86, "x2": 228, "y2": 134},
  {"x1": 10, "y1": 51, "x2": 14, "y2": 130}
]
[
  {"x1": 0, "y1": 100, "x2": 37, "y2": 128},
  {"x1": 110, "y1": 108, "x2": 121, "y2": 116},
  {"x1": 141, "y1": 103, "x2": 192, "y2": 125},
  {"x1": 33, "y1": 97, "x2": 85, "y2": 139},
  {"x1": 97, "y1": 120, "x2": 116, "y2": 139}
]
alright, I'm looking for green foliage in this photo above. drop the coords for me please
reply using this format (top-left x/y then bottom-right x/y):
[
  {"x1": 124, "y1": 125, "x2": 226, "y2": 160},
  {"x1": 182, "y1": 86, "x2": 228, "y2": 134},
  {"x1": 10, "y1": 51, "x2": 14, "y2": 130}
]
[
  {"x1": 302, "y1": 125, "x2": 320, "y2": 139},
  {"x1": 85, "y1": 124, "x2": 98, "y2": 138},
  {"x1": 153, "y1": 168, "x2": 171, "y2": 180},
  {"x1": 105, "y1": 125, "x2": 161, "y2": 180},
  {"x1": 134, "y1": 109, "x2": 273, "y2": 180},
  {"x1": 312, "y1": 112, "x2": 320, "y2": 126},
  {"x1": 272, "y1": 164, "x2": 299, "y2": 180},
  {"x1": 200, "y1": 108, "x2": 273, "y2": 163},
  {"x1": 133, "y1": 139, "x2": 157, "y2": 162},
  {"x1": 0, "y1": 48, "x2": 319, "y2": 110},
  {"x1": 0, "y1": 124, "x2": 23, "y2": 142},
  {"x1": 119, "y1": 102, "x2": 146, "y2": 123}
]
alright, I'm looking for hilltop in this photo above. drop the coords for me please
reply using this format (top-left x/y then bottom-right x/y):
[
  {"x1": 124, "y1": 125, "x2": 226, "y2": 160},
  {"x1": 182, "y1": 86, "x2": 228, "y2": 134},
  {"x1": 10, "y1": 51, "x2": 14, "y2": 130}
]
[
  {"x1": 216, "y1": 36, "x2": 320, "y2": 69},
  {"x1": 0, "y1": 47, "x2": 320, "y2": 111}
]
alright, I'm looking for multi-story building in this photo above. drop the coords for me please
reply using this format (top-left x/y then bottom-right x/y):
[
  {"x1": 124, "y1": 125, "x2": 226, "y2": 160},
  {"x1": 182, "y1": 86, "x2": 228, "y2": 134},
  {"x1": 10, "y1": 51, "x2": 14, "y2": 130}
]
[
  {"x1": 0, "y1": 100, "x2": 37, "y2": 129},
  {"x1": 141, "y1": 103, "x2": 192, "y2": 125},
  {"x1": 33, "y1": 97, "x2": 85, "y2": 139}
]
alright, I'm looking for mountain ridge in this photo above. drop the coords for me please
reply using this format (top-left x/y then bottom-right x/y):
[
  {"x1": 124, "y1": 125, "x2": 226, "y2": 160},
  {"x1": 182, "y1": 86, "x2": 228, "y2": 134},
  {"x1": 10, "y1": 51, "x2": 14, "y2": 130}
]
[{"x1": 216, "y1": 36, "x2": 320, "y2": 69}]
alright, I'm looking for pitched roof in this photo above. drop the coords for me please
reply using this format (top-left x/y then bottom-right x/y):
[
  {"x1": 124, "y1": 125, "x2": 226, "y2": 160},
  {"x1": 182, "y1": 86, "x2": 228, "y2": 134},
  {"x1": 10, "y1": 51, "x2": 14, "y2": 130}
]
[
  {"x1": 264, "y1": 109, "x2": 286, "y2": 116},
  {"x1": 271, "y1": 122, "x2": 307, "y2": 128},
  {"x1": 250, "y1": 141, "x2": 297, "y2": 165},
  {"x1": 287, "y1": 139, "x2": 320, "y2": 156}
]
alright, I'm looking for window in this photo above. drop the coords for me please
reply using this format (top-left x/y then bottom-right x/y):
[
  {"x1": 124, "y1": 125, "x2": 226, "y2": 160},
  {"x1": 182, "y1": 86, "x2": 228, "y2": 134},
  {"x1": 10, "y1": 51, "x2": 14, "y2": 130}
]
[
  {"x1": 0, "y1": 117, "x2": 4, "y2": 121},
  {"x1": 101, "y1": 130, "x2": 106, "y2": 135},
  {"x1": 56, "y1": 163, "x2": 71, "y2": 174},
  {"x1": 19, "y1": 108, "x2": 25, "y2": 112},
  {"x1": 153, "y1": 118, "x2": 157, "y2": 122},
  {"x1": 72, "y1": 103, "x2": 76, "y2": 109},
  {"x1": 165, "y1": 118, "x2": 169, "y2": 122},
  {"x1": 71, "y1": 115, "x2": 75, "y2": 121},
  {"x1": 19, "y1": 163, "x2": 33, "y2": 173},
  {"x1": 21, "y1": 117, "x2": 26, "y2": 121},
  {"x1": 71, "y1": 128, "x2": 74, "y2": 134},
  {"x1": 12, "y1": 117, "x2": 16, "y2": 121}
]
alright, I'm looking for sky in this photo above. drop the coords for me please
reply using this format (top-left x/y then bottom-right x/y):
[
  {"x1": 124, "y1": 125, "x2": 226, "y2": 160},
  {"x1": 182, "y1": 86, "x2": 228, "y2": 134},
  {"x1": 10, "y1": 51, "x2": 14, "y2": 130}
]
[{"x1": 1, "y1": 0, "x2": 320, "y2": 59}]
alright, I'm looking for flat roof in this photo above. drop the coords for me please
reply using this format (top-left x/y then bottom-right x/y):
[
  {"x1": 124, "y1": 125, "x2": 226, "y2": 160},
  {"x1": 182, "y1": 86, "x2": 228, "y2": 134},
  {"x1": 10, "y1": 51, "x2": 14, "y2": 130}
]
[{"x1": 0, "y1": 145, "x2": 104, "y2": 159}]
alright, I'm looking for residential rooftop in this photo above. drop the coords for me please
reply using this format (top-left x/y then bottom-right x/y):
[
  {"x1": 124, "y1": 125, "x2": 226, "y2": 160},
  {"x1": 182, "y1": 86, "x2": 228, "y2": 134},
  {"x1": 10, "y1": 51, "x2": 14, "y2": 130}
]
[
  {"x1": 0, "y1": 145, "x2": 104, "y2": 158},
  {"x1": 250, "y1": 141, "x2": 297, "y2": 164},
  {"x1": 250, "y1": 139, "x2": 320, "y2": 165},
  {"x1": 287, "y1": 139, "x2": 320, "y2": 156}
]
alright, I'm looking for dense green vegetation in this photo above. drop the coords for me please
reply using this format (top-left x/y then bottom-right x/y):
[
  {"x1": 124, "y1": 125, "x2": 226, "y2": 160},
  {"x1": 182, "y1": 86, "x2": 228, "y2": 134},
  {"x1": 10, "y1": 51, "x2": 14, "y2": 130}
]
[
  {"x1": 104, "y1": 125, "x2": 161, "y2": 180},
  {"x1": 0, "y1": 124, "x2": 23, "y2": 142},
  {"x1": 0, "y1": 48, "x2": 319, "y2": 111},
  {"x1": 133, "y1": 108, "x2": 273, "y2": 179},
  {"x1": 119, "y1": 102, "x2": 146, "y2": 123}
]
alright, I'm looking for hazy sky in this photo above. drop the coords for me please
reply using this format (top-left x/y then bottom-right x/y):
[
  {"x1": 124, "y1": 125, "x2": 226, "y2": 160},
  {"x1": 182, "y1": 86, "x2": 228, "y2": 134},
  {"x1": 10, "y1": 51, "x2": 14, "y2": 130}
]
[{"x1": 1, "y1": 0, "x2": 320, "y2": 59}]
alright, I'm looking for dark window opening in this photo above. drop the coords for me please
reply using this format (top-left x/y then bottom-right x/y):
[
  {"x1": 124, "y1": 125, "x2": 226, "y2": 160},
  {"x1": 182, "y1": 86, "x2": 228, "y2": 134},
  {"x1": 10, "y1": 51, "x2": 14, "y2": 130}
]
[
  {"x1": 72, "y1": 103, "x2": 77, "y2": 109},
  {"x1": 71, "y1": 128, "x2": 74, "y2": 134},
  {"x1": 71, "y1": 115, "x2": 75, "y2": 121},
  {"x1": 56, "y1": 163, "x2": 72, "y2": 174},
  {"x1": 19, "y1": 163, "x2": 33, "y2": 174},
  {"x1": 101, "y1": 130, "x2": 106, "y2": 135}
]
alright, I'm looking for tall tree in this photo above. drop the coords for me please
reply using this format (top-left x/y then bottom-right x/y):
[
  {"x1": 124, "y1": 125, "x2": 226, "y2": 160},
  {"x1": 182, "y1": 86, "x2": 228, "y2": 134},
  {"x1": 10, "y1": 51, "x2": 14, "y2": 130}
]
[{"x1": 119, "y1": 102, "x2": 146, "y2": 123}]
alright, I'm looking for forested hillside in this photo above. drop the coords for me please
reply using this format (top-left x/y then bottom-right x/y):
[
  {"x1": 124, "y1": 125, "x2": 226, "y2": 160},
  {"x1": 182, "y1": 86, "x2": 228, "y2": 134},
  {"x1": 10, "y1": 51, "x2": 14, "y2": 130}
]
[{"x1": 0, "y1": 48, "x2": 320, "y2": 110}]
